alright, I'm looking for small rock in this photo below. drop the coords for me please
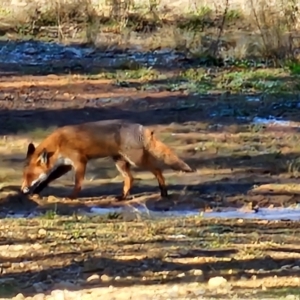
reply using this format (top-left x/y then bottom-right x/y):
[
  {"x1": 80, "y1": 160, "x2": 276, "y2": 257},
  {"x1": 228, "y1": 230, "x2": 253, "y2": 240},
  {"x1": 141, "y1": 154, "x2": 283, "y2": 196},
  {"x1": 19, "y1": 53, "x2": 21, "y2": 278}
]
[
  {"x1": 32, "y1": 243, "x2": 43, "y2": 250},
  {"x1": 193, "y1": 269, "x2": 203, "y2": 276},
  {"x1": 101, "y1": 274, "x2": 112, "y2": 282},
  {"x1": 38, "y1": 228, "x2": 47, "y2": 236},
  {"x1": 190, "y1": 269, "x2": 204, "y2": 281},
  {"x1": 177, "y1": 272, "x2": 185, "y2": 278},
  {"x1": 208, "y1": 276, "x2": 228, "y2": 289},
  {"x1": 86, "y1": 274, "x2": 100, "y2": 283},
  {"x1": 50, "y1": 290, "x2": 65, "y2": 300},
  {"x1": 33, "y1": 293, "x2": 45, "y2": 300},
  {"x1": 13, "y1": 293, "x2": 25, "y2": 300}
]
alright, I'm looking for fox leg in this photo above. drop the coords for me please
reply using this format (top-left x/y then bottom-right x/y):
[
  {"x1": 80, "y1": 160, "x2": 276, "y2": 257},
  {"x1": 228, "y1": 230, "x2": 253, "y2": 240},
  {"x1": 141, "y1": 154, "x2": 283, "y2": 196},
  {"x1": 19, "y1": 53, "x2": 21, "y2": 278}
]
[
  {"x1": 142, "y1": 154, "x2": 168, "y2": 198},
  {"x1": 113, "y1": 156, "x2": 134, "y2": 200},
  {"x1": 68, "y1": 160, "x2": 87, "y2": 199}
]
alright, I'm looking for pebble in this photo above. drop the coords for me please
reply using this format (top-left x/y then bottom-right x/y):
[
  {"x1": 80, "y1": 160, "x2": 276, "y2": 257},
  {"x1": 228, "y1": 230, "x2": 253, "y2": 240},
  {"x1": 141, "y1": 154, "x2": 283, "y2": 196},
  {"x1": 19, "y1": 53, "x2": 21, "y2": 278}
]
[
  {"x1": 13, "y1": 294, "x2": 25, "y2": 300},
  {"x1": 33, "y1": 293, "x2": 45, "y2": 300},
  {"x1": 86, "y1": 274, "x2": 100, "y2": 283},
  {"x1": 38, "y1": 229, "x2": 47, "y2": 236},
  {"x1": 193, "y1": 269, "x2": 203, "y2": 276},
  {"x1": 190, "y1": 269, "x2": 204, "y2": 281},
  {"x1": 208, "y1": 276, "x2": 228, "y2": 289},
  {"x1": 101, "y1": 274, "x2": 112, "y2": 282},
  {"x1": 50, "y1": 290, "x2": 65, "y2": 300}
]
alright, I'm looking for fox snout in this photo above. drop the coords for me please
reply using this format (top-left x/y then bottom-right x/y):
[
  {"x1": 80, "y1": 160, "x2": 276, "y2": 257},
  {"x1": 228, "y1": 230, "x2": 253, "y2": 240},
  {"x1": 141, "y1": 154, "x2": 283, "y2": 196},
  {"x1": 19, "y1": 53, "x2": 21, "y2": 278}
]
[
  {"x1": 21, "y1": 180, "x2": 31, "y2": 194},
  {"x1": 21, "y1": 186, "x2": 30, "y2": 194},
  {"x1": 21, "y1": 173, "x2": 47, "y2": 195}
]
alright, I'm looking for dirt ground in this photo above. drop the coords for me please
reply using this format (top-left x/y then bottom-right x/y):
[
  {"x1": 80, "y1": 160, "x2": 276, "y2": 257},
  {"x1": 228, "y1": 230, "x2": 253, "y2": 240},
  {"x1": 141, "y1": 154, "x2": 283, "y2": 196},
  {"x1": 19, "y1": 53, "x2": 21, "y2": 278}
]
[
  {"x1": 1, "y1": 67, "x2": 300, "y2": 299},
  {"x1": 1, "y1": 72, "x2": 300, "y2": 213},
  {"x1": 1, "y1": 216, "x2": 300, "y2": 299}
]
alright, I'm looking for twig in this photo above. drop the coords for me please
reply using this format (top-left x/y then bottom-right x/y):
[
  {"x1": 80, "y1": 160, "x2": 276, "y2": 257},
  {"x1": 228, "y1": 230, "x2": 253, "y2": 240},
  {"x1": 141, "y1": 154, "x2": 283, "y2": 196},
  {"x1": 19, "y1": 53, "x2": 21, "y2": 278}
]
[{"x1": 210, "y1": 0, "x2": 228, "y2": 57}]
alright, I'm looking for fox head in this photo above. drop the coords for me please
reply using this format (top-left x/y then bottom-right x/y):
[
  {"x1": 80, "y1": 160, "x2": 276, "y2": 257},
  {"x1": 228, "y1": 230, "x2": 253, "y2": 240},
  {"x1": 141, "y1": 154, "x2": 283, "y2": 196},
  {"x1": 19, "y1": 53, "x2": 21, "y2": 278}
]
[{"x1": 21, "y1": 143, "x2": 51, "y2": 194}]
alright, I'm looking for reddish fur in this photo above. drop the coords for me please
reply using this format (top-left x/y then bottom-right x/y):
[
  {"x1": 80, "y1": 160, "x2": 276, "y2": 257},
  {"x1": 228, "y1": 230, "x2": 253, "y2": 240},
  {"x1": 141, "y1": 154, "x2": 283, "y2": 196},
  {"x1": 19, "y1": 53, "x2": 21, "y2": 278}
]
[
  {"x1": 22, "y1": 120, "x2": 195, "y2": 200},
  {"x1": 143, "y1": 128, "x2": 195, "y2": 172}
]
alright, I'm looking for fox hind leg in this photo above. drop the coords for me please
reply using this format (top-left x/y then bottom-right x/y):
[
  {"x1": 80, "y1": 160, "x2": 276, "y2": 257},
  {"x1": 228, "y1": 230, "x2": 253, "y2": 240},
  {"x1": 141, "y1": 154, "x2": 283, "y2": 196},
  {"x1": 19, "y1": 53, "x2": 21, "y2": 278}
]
[
  {"x1": 142, "y1": 153, "x2": 168, "y2": 198},
  {"x1": 113, "y1": 156, "x2": 134, "y2": 201}
]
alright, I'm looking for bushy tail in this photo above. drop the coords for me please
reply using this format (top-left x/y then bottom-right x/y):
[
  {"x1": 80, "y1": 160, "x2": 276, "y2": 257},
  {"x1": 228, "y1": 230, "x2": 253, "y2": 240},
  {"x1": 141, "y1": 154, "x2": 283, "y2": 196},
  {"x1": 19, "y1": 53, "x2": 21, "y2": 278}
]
[{"x1": 143, "y1": 128, "x2": 195, "y2": 172}]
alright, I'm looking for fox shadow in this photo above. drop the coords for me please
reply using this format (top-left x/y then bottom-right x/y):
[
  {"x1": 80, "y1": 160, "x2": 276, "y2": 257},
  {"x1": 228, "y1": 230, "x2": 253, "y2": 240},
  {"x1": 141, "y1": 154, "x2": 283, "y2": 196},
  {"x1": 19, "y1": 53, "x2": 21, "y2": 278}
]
[{"x1": 0, "y1": 172, "x2": 281, "y2": 217}]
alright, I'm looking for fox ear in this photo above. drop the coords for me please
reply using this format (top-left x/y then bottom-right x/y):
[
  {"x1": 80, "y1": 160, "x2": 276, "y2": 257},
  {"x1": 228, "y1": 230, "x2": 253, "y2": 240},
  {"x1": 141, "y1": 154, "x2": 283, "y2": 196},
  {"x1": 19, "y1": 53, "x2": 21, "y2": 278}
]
[
  {"x1": 26, "y1": 143, "x2": 35, "y2": 158},
  {"x1": 38, "y1": 148, "x2": 48, "y2": 165}
]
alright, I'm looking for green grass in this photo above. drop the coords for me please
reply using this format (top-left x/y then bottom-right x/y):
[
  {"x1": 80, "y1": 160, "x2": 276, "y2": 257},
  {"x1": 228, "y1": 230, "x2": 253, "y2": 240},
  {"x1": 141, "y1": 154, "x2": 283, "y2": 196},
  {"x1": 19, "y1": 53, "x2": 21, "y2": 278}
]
[
  {"x1": 76, "y1": 66, "x2": 300, "y2": 95},
  {"x1": 0, "y1": 283, "x2": 19, "y2": 298}
]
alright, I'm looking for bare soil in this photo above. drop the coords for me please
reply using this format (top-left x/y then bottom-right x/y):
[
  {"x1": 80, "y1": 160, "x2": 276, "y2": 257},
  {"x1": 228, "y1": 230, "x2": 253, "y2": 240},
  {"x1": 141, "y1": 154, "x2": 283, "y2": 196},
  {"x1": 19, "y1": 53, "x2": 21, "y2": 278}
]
[
  {"x1": 1, "y1": 73, "x2": 300, "y2": 213},
  {"x1": 1, "y1": 66, "x2": 300, "y2": 299}
]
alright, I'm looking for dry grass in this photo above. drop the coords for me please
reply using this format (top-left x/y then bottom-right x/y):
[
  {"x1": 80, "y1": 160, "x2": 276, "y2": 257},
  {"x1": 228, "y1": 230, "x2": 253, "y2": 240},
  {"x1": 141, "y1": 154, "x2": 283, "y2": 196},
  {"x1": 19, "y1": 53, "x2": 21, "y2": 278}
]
[{"x1": 0, "y1": 0, "x2": 300, "y2": 62}]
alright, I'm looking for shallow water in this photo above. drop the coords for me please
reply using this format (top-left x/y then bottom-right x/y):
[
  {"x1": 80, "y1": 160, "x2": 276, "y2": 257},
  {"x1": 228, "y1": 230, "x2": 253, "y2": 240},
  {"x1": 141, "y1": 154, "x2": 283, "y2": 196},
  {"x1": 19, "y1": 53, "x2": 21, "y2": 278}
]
[
  {"x1": 87, "y1": 206, "x2": 300, "y2": 221},
  {"x1": 0, "y1": 40, "x2": 183, "y2": 68},
  {"x1": 252, "y1": 116, "x2": 300, "y2": 127},
  {"x1": 7, "y1": 205, "x2": 300, "y2": 221}
]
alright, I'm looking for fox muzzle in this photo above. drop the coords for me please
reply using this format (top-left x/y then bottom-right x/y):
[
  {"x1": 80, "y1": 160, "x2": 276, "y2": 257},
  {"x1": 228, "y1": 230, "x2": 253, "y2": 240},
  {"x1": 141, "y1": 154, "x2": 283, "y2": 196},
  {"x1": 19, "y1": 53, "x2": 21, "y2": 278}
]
[{"x1": 21, "y1": 186, "x2": 30, "y2": 194}]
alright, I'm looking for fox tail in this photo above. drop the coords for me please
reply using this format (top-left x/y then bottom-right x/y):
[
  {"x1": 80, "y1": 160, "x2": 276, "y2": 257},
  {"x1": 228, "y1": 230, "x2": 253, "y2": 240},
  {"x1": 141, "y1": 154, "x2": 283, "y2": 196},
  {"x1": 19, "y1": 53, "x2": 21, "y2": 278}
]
[{"x1": 143, "y1": 128, "x2": 195, "y2": 172}]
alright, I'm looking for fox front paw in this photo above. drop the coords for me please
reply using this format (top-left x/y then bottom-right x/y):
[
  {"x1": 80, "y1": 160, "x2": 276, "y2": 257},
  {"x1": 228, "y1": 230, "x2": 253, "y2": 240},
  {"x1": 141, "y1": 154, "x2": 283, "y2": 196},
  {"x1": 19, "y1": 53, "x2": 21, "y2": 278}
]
[{"x1": 115, "y1": 194, "x2": 128, "y2": 201}]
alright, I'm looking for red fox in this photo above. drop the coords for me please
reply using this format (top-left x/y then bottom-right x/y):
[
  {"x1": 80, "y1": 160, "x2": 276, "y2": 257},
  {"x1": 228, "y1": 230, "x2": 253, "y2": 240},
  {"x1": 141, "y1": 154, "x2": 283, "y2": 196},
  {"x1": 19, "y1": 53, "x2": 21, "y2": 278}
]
[{"x1": 21, "y1": 119, "x2": 195, "y2": 200}]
